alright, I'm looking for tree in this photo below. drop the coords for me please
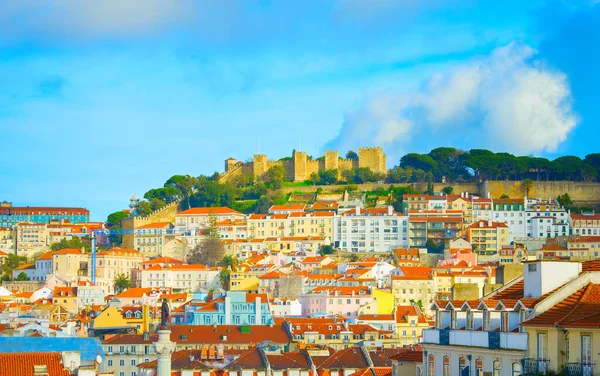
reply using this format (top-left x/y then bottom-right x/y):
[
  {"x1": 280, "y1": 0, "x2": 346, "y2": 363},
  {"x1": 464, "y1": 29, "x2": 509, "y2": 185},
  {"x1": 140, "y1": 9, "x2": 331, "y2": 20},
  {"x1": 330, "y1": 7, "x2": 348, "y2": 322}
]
[
  {"x1": 50, "y1": 237, "x2": 90, "y2": 252},
  {"x1": 500, "y1": 194, "x2": 509, "y2": 199},
  {"x1": 277, "y1": 274, "x2": 303, "y2": 299},
  {"x1": 400, "y1": 153, "x2": 437, "y2": 173},
  {"x1": 3, "y1": 253, "x2": 27, "y2": 278},
  {"x1": 346, "y1": 151, "x2": 358, "y2": 160},
  {"x1": 425, "y1": 239, "x2": 444, "y2": 253},
  {"x1": 106, "y1": 211, "x2": 128, "y2": 247},
  {"x1": 557, "y1": 193, "x2": 573, "y2": 207},
  {"x1": 521, "y1": 179, "x2": 534, "y2": 197},
  {"x1": 188, "y1": 238, "x2": 225, "y2": 267},
  {"x1": 114, "y1": 274, "x2": 132, "y2": 294},
  {"x1": 16, "y1": 272, "x2": 30, "y2": 281},
  {"x1": 263, "y1": 165, "x2": 286, "y2": 190},
  {"x1": 442, "y1": 186, "x2": 453, "y2": 194},
  {"x1": 427, "y1": 180, "x2": 434, "y2": 195},
  {"x1": 219, "y1": 269, "x2": 231, "y2": 290},
  {"x1": 320, "y1": 245, "x2": 334, "y2": 255},
  {"x1": 318, "y1": 169, "x2": 338, "y2": 185},
  {"x1": 165, "y1": 175, "x2": 197, "y2": 209}
]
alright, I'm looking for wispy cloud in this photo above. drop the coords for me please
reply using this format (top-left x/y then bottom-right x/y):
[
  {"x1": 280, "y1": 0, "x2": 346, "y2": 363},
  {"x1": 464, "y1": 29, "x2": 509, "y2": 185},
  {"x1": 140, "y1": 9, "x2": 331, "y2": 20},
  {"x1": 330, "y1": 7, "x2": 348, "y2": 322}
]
[{"x1": 326, "y1": 42, "x2": 578, "y2": 161}]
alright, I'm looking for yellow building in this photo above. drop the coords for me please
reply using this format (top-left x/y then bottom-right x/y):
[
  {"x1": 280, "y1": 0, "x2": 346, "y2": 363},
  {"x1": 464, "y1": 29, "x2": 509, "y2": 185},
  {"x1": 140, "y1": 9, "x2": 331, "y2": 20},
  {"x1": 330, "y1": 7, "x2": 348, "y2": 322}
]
[
  {"x1": 358, "y1": 288, "x2": 395, "y2": 315},
  {"x1": 96, "y1": 248, "x2": 144, "y2": 294},
  {"x1": 16, "y1": 223, "x2": 48, "y2": 256},
  {"x1": 0, "y1": 227, "x2": 16, "y2": 253},
  {"x1": 52, "y1": 286, "x2": 79, "y2": 314},
  {"x1": 51, "y1": 248, "x2": 89, "y2": 281},
  {"x1": 133, "y1": 222, "x2": 174, "y2": 257},
  {"x1": 395, "y1": 305, "x2": 431, "y2": 346},
  {"x1": 391, "y1": 267, "x2": 435, "y2": 313},
  {"x1": 522, "y1": 282, "x2": 600, "y2": 375},
  {"x1": 91, "y1": 306, "x2": 133, "y2": 332},
  {"x1": 247, "y1": 212, "x2": 334, "y2": 240},
  {"x1": 466, "y1": 220, "x2": 509, "y2": 256}
]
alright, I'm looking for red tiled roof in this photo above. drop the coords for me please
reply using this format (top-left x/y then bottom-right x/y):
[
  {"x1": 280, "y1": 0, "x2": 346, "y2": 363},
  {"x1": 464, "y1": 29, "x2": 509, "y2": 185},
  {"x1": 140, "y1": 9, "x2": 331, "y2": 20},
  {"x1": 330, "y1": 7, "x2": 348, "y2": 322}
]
[
  {"x1": 523, "y1": 283, "x2": 600, "y2": 328},
  {"x1": 136, "y1": 222, "x2": 172, "y2": 229},
  {"x1": 177, "y1": 207, "x2": 243, "y2": 216},
  {"x1": 169, "y1": 324, "x2": 291, "y2": 344},
  {"x1": 0, "y1": 352, "x2": 71, "y2": 376},
  {"x1": 467, "y1": 220, "x2": 508, "y2": 229},
  {"x1": 348, "y1": 367, "x2": 393, "y2": 376}
]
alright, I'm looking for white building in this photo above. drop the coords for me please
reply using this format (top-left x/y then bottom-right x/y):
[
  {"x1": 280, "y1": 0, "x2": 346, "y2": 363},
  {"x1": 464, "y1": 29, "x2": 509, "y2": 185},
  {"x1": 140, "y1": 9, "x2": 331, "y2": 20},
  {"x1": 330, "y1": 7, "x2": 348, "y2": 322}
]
[
  {"x1": 174, "y1": 207, "x2": 246, "y2": 234},
  {"x1": 269, "y1": 298, "x2": 302, "y2": 317},
  {"x1": 421, "y1": 260, "x2": 587, "y2": 376},
  {"x1": 525, "y1": 198, "x2": 570, "y2": 238},
  {"x1": 333, "y1": 206, "x2": 409, "y2": 253},
  {"x1": 139, "y1": 264, "x2": 220, "y2": 292},
  {"x1": 570, "y1": 212, "x2": 600, "y2": 236},
  {"x1": 77, "y1": 281, "x2": 107, "y2": 308}
]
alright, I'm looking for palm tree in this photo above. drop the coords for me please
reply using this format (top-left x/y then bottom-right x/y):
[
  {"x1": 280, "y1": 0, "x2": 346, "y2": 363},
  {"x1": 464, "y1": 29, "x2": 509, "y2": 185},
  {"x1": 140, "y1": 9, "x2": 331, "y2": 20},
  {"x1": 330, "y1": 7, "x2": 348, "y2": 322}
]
[{"x1": 521, "y1": 179, "x2": 534, "y2": 197}]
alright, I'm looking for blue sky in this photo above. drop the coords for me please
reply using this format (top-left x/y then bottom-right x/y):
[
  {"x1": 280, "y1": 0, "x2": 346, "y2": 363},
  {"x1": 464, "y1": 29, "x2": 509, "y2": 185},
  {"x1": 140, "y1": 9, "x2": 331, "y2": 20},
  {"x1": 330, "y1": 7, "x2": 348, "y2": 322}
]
[{"x1": 0, "y1": 0, "x2": 598, "y2": 221}]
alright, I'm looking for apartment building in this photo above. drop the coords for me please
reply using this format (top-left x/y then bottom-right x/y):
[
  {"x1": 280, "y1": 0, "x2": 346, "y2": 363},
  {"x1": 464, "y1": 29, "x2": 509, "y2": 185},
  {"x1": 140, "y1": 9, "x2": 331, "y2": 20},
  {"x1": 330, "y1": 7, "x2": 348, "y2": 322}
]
[
  {"x1": 0, "y1": 203, "x2": 90, "y2": 228},
  {"x1": 407, "y1": 210, "x2": 463, "y2": 248},
  {"x1": 571, "y1": 212, "x2": 600, "y2": 236},
  {"x1": 139, "y1": 263, "x2": 220, "y2": 291},
  {"x1": 466, "y1": 220, "x2": 509, "y2": 257},
  {"x1": 134, "y1": 222, "x2": 174, "y2": 257},
  {"x1": 300, "y1": 286, "x2": 374, "y2": 318},
  {"x1": 174, "y1": 207, "x2": 245, "y2": 234},
  {"x1": 333, "y1": 207, "x2": 409, "y2": 253}
]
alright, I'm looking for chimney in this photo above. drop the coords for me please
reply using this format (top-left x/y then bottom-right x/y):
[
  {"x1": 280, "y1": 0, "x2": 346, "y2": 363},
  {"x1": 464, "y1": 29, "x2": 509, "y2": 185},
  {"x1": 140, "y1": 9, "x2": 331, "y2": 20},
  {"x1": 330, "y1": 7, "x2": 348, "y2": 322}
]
[
  {"x1": 387, "y1": 206, "x2": 393, "y2": 216},
  {"x1": 465, "y1": 192, "x2": 469, "y2": 199},
  {"x1": 488, "y1": 220, "x2": 492, "y2": 227},
  {"x1": 461, "y1": 192, "x2": 464, "y2": 198},
  {"x1": 355, "y1": 206, "x2": 360, "y2": 216},
  {"x1": 80, "y1": 247, "x2": 85, "y2": 254}
]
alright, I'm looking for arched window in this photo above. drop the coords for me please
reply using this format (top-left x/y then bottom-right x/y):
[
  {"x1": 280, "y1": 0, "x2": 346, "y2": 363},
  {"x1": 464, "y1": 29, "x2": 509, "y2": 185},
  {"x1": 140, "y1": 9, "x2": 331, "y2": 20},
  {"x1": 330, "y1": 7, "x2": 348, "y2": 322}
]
[
  {"x1": 476, "y1": 358, "x2": 483, "y2": 376},
  {"x1": 512, "y1": 362, "x2": 522, "y2": 376},
  {"x1": 443, "y1": 356, "x2": 450, "y2": 376},
  {"x1": 493, "y1": 360, "x2": 501, "y2": 376},
  {"x1": 428, "y1": 354, "x2": 435, "y2": 376},
  {"x1": 459, "y1": 357, "x2": 467, "y2": 374}
]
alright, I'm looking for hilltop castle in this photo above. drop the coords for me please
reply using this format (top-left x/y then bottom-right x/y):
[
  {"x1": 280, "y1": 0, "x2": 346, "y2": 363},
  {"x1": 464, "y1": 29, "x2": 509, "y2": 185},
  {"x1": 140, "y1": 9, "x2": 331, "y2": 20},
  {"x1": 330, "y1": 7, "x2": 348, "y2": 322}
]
[{"x1": 220, "y1": 147, "x2": 387, "y2": 183}]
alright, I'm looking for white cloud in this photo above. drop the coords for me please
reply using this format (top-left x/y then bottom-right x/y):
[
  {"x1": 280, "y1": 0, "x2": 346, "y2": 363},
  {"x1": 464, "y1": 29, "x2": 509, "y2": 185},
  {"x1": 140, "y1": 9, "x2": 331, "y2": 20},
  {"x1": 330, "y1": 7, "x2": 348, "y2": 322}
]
[
  {"x1": 326, "y1": 42, "x2": 578, "y2": 157},
  {"x1": 0, "y1": 0, "x2": 195, "y2": 40}
]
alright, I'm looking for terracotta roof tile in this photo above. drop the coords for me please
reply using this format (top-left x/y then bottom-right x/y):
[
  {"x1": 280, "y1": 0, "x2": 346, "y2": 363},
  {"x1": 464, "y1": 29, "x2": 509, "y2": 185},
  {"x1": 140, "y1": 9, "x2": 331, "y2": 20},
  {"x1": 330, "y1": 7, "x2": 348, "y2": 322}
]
[{"x1": 0, "y1": 352, "x2": 71, "y2": 376}]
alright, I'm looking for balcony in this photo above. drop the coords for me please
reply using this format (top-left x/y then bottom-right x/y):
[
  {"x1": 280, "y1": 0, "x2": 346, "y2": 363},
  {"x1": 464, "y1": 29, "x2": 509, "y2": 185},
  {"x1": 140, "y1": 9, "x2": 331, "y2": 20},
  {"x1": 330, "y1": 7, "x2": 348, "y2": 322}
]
[
  {"x1": 521, "y1": 358, "x2": 549, "y2": 375},
  {"x1": 564, "y1": 363, "x2": 594, "y2": 376},
  {"x1": 422, "y1": 329, "x2": 527, "y2": 351}
]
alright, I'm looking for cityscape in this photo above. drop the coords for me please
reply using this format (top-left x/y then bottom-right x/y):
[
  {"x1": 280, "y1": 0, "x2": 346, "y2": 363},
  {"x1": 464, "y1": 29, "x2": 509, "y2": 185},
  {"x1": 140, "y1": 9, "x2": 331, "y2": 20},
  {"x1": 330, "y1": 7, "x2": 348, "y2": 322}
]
[{"x1": 1, "y1": 1, "x2": 599, "y2": 376}]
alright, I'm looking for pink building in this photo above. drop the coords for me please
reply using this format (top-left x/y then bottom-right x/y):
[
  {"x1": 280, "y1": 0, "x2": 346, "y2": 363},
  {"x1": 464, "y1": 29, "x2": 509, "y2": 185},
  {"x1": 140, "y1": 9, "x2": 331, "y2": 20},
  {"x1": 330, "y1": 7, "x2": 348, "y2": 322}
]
[{"x1": 300, "y1": 286, "x2": 373, "y2": 318}]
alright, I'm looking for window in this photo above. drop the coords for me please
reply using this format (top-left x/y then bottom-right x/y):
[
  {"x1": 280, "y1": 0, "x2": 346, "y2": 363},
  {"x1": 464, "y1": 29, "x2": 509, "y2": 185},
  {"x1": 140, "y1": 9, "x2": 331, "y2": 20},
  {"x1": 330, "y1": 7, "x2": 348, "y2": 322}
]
[
  {"x1": 537, "y1": 333, "x2": 547, "y2": 360},
  {"x1": 493, "y1": 360, "x2": 501, "y2": 376},
  {"x1": 512, "y1": 362, "x2": 522, "y2": 376},
  {"x1": 108, "y1": 360, "x2": 113, "y2": 366},
  {"x1": 459, "y1": 357, "x2": 466, "y2": 374},
  {"x1": 582, "y1": 335, "x2": 592, "y2": 365},
  {"x1": 119, "y1": 360, "x2": 125, "y2": 366},
  {"x1": 565, "y1": 337, "x2": 570, "y2": 362},
  {"x1": 476, "y1": 358, "x2": 483, "y2": 376},
  {"x1": 131, "y1": 359, "x2": 136, "y2": 366},
  {"x1": 443, "y1": 356, "x2": 450, "y2": 376},
  {"x1": 428, "y1": 354, "x2": 435, "y2": 376}
]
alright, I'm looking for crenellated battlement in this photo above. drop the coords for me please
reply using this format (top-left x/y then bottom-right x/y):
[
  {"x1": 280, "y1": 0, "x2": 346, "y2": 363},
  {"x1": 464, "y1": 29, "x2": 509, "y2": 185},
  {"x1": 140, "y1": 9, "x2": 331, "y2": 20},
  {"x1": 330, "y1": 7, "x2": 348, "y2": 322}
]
[{"x1": 220, "y1": 146, "x2": 386, "y2": 183}]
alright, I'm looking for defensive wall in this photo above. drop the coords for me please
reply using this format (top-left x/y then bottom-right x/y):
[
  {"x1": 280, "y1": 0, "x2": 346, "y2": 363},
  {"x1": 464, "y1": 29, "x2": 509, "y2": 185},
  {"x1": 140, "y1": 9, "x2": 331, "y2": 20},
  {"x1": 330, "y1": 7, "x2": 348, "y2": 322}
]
[
  {"x1": 220, "y1": 147, "x2": 386, "y2": 183},
  {"x1": 280, "y1": 181, "x2": 600, "y2": 205}
]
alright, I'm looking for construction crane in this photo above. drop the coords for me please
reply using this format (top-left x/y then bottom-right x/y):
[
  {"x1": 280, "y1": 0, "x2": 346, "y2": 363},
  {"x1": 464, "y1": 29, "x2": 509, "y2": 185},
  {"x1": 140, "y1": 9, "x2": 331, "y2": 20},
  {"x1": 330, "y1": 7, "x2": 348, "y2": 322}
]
[{"x1": 70, "y1": 228, "x2": 135, "y2": 284}]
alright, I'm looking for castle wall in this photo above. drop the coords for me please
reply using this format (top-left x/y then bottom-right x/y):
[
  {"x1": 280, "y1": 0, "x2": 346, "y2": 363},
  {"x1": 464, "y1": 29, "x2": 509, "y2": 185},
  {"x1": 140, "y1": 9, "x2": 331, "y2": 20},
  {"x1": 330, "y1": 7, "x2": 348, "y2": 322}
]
[
  {"x1": 122, "y1": 201, "x2": 179, "y2": 248},
  {"x1": 253, "y1": 154, "x2": 269, "y2": 177},
  {"x1": 358, "y1": 147, "x2": 386, "y2": 173},
  {"x1": 325, "y1": 151, "x2": 339, "y2": 171}
]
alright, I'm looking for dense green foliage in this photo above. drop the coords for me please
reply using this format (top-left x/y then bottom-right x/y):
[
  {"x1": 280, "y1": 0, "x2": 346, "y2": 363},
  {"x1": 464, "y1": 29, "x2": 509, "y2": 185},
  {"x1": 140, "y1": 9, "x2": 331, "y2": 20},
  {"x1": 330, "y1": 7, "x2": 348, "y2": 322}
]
[
  {"x1": 114, "y1": 274, "x2": 132, "y2": 293},
  {"x1": 125, "y1": 147, "x2": 600, "y2": 219},
  {"x1": 1, "y1": 254, "x2": 28, "y2": 281},
  {"x1": 397, "y1": 148, "x2": 600, "y2": 182},
  {"x1": 50, "y1": 237, "x2": 90, "y2": 252}
]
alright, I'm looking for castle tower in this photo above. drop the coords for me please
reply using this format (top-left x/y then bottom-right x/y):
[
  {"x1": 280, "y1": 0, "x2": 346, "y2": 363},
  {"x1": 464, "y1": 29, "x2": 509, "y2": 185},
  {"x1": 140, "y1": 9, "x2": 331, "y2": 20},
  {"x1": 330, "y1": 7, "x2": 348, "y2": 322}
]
[
  {"x1": 292, "y1": 151, "x2": 308, "y2": 182},
  {"x1": 253, "y1": 154, "x2": 269, "y2": 177},
  {"x1": 358, "y1": 146, "x2": 386, "y2": 173},
  {"x1": 225, "y1": 157, "x2": 238, "y2": 173},
  {"x1": 324, "y1": 150, "x2": 339, "y2": 171}
]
